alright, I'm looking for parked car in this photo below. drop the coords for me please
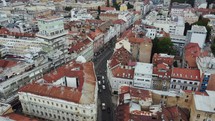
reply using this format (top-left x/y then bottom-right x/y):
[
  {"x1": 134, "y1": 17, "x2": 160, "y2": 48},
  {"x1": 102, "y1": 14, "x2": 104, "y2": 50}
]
[
  {"x1": 102, "y1": 103, "x2": 106, "y2": 110},
  {"x1": 98, "y1": 81, "x2": 101, "y2": 85},
  {"x1": 102, "y1": 85, "x2": 106, "y2": 90}
]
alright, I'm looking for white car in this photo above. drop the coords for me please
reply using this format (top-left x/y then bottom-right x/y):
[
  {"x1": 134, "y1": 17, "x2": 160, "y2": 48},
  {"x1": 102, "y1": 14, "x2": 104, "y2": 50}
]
[
  {"x1": 102, "y1": 103, "x2": 106, "y2": 110},
  {"x1": 98, "y1": 81, "x2": 101, "y2": 85},
  {"x1": 102, "y1": 85, "x2": 106, "y2": 90}
]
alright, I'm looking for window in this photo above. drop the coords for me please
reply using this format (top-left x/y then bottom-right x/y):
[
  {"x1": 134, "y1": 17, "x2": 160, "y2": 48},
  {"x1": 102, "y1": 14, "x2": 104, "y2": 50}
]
[
  {"x1": 66, "y1": 105, "x2": 68, "y2": 109},
  {"x1": 52, "y1": 102, "x2": 54, "y2": 105},
  {"x1": 83, "y1": 110, "x2": 85, "y2": 113},
  {"x1": 58, "y1": 116, "x2": 61, "y2": 119},
  {"x1": 185, "y1": 99, "x2": 188, "y2": 102},
  {"x1": 75, "y1": 107, "x2": 77, "y2": 110},
  {"x1": 70, "y1": 106, "x2": 73, "y2": 109},
  {"x1": 61, "y1": 104, "x2": 63, "y2": 107},
  {"x1": 91, "y1": 110, "x2": 93, "y2": 113},
  {"x1": 197, "y1": 114, "x2": 200, "y2": 118}
]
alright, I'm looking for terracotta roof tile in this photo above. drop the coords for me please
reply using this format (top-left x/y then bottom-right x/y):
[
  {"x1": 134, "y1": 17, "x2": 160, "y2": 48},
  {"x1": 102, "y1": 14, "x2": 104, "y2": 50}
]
[
  {"x1": 153, "y1": 53, "x2": 174, "y2": 66},
  {"x1": 171, "y1": 68, "x2": 200, "y2": 81},
  {"x1": 0, "y1": 28, "x2": 35, "y2": 38},
  {"x1": 0, "y1": 60, "x2": 17, "y2": 68},
  {"x1": 128, "y1": 37, "x2": 151, "y2": 43},
  {"x1": 113, "y1": 19, "x2": 126, "y2": 25},
  {"x1": 112, "y1": 66, "x2": 134, "y2": 79},
  {"x1": 185, "y1": 43, "x2": 201, "y2": 68},
  {"x1": 109, "y1": 47, "x2": 135, "y2": 68},
  {"x1": 19, "y1": 61, "x2": 96, "y2": 104},
  {"x1": 4, "y1": 113, "x2": 38, "y2": 121}
]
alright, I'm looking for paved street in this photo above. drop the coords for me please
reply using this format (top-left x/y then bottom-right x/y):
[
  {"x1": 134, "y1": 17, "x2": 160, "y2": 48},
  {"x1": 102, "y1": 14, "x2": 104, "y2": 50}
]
[{"x1": 94, "y1": 44, "x2": 115, "y2": 121}]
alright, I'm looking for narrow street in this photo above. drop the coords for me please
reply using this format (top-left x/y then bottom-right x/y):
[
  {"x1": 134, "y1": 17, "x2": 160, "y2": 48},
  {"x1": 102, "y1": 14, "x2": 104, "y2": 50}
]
[{"x1": 94, "y1": 44, "x2": 115, "y2": 121}]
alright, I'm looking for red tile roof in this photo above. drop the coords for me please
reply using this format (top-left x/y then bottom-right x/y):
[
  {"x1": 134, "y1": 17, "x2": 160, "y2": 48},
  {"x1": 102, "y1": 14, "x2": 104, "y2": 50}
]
[
  {"x1": 86, "y1": 19, "x2": 104, "y2": 24},
  {"x1": 113, "y1": 19, "x2": 126, "y2": 25},
  {"x1": 4, "y1": 113, "x2": 38, "y2": 121},
  {"x1": 128, "y1": 37, "x2": 151, "y2": 43},
  {"x1": 130, "y1": 87, "x2": 152, "y2": 101},
  {"x1": 153, "y1": 63, "x2": 172, "y2": 78},
  {"x1": 162, "y1": 106, "x2": 189, "y2": 121},
  {"x1": 112, "y1": 66, "x2": 134, "y2": 79},
  {"x1": 87, "y1": 29, "x2": 103, "y2": 40},
  {"x1": 19, "y1": 61, "x2": 96, "y2": 104},
  {"x1": 0, "y1": 60, "x2": 17, "y2": 68},
  {"x1": 120, "y1": 29, "x2": 135, "y2": 39},
  {"x1": 195, "y1": 8, "x2": 215, "y2": 15},
  {"x1": 109, "y1": 46, "x2": 136, "y2": 68},
  {"x1": 185, "y1": 43, "x2": 200, "y2": 68},
  {"x1": 171, "y1": 68, "x2": 200, "y2": 81},
  {"x1": 0, "y1": 28, "x2": 35, "y2": 38},
  {"x1": 116, "y1": 85, "x2": 154, "y2": 121},
  {"x1": 153, "y1": 53, "x2": 174, "y2": 66},
  {"x1": 68, "y1": 39, "x2": 91, "y2": 53},
  {"x1": 100, "y1": 7, "x2": 116, "y2": 11},
  {"x1": 116, "y1": 104, "x2": 130, "y2": 121}
]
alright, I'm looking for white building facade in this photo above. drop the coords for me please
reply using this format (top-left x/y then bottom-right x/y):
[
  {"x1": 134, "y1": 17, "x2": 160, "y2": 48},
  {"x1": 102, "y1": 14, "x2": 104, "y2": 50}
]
[
  {"x1": 170, "y1": 68, "x2": 201, "y2": 92},
  {"x1": 133, "y1": 62, "x2": 153, "y2": 89},
  {"x1": 18, "y1": 61, "x2": 98, "y2": 121},
  {"x1": 187, "y1": 25, "x2": 207, "y2": 48}
]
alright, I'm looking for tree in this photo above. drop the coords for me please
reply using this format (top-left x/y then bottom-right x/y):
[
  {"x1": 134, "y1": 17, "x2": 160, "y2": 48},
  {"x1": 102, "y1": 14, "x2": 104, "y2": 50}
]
[
  {"x1": 107, "y1": 0, "x2": 110, "y2": 7},
  {"x1": 98, "y1": 6, "x2": 101, "y2": 15},
  {"x1": 184, "y1": 22, "x2": 191, "y2": 36},
  {"x1": 173, "y1": 61, "x2": 178, "y2": 67},
  {"x1": 64, "y1": 7, "x2": 72, "y2": 11},
  {"x1": 211, "y1": 42, "x2": 215, "y2": 56},
  {"x1": 157, "y1": 37, "x2": 175, "y2": 55},
  {"x1": 150, "y1": 37, "x2": 159, "y2": 62},
  {"x1": 113, "y1": 2, "x2": 120, "y2": 10},
  {"x1": 127, "y1": 2, "x2": 134, "y2": 9}
]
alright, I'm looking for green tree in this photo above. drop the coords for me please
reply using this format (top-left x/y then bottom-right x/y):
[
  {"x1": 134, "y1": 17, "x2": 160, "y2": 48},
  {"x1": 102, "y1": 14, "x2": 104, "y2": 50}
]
[
  {"x1": 127, "y1": 2, "x2": 134, "y2": 9},
  {"x1": 113, "y1": 2, "x2": 120, "y2": 10},
  {"x1": 107, "y1": 0, "x2": 110, "y2": 7},
  {"x1": 157, "y1": 37, "x2": 175, "y2": 55},
  {"x1": 173, "y1": 61, "x2": 178, "y2": 67},
  {"x1": 184, "y1": 22, "x2": 191, "y2": 36},
  {"x1": 150, "y1": 37, "x2": 159, "y2": 62},
  {"x1": 64, "y1": 7, "x2": 72, "y2": 11},
  {"x1": 98, "y1": 6, "x2": 101, "y2": 15},
  {"x1": 211, "y1": 43, "x2": 215, "y2": 56}
]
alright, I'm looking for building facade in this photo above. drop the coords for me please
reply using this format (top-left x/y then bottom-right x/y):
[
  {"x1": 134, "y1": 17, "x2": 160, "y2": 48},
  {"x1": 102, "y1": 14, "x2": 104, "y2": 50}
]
[
  {"x1": 187, "y1": 25, "x2": 207, "y2": 48},
  {"x1": 18, "y1": 61, "x2": 98, "y2": 121}
]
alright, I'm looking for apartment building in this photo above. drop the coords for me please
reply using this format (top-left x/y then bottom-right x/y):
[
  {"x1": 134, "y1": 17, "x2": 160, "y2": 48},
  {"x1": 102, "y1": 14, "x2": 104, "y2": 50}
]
[
  {"x1": 129, "y1": 37, "x2": 152, "y2": 63},
  {"x1": 18, "y1": 61, "x2": 98, "y2": 121},
  {"x1": 171, "y1": 3, "x2": 192, "y2": 16},
  {"x1": 187, "y1": 25, "x2": 207, "y2": 48},
  {"x1": 107, "y1": 47, "x2": 135, "y2": 94},
  {"x1": 170, "y1": 68, "x2": 201, "y2": 92},
  {"x1": 190, "y1": 90, "x2": 215, "y2": 121},
  {"x1": 133, "y1": 62, "x2": 153, "y2": 89},
  {"x1": 0, "y1": 28, "x2": 46, "y2": 59},
  {"x1": 196, "y1": 56, "x2": 215, "y2": 92},
  {"x1": 36, "y1": 16, "x2": 69, "y2": 65}
]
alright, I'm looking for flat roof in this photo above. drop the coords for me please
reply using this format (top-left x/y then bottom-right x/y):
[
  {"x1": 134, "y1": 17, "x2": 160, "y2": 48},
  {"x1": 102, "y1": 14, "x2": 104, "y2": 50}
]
[
  {"x1": 194, "y1": 90, "x2": 215, "y2": 113},
  {"x1": 134, "y1": 62, "x2": 153, "y2": 75}
]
